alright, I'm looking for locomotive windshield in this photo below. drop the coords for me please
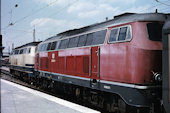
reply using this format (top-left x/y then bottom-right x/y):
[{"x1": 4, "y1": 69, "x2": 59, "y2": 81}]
[{"x1": 147, "y1": 22, "x2": 163, "y2": 41}]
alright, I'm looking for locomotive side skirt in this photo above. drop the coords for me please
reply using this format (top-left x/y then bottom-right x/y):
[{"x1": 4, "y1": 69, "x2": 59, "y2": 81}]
[
  {"x1": 10, "y1": 65, "x2": 34, "y2": 77},
  {"x1": 37, "y1": 70, "x2": 158, "y2": 107}
]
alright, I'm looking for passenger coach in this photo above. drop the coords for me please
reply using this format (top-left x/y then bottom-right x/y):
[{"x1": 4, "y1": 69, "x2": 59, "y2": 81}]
[{"x1": 34, "y1": 13, "x2": 167, "y2": 113}]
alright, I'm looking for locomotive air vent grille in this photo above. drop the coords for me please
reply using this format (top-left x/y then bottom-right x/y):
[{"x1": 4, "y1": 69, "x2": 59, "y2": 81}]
[{"x1": 83, "y1": 56, "x2": 89, "y2": 74}]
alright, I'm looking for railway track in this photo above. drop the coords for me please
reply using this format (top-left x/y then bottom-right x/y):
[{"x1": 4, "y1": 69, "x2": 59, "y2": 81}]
[{"x1": 0, "y1": 67, "x2": 106, "y2": 113}]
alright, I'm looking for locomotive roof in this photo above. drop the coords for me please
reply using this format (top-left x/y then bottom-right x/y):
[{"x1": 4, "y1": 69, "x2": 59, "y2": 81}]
[
  {"x1": 15, "y1": 41, "x2": 41, "y2": 49},
  {"x1": 43, "y1": 13, "x2": 168, "y2": 42}
]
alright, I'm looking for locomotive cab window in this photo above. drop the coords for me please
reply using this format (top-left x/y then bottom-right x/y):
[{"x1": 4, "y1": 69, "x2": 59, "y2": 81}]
[
  {"x1": 147, "y1": 22, "x2": 163, "y2": 41},
  {"x1": 108, "y1": 25, "x2": 132, "y2": 43},
  {"x1": 109, "y1": 28, "x2": 119, "y2": 42},
  {"x1": 118, "y1": 27, "x2": 127, "y2": 41},
  {"x1": 51, "y1": 41, "x2": 57, "y2": 50}
]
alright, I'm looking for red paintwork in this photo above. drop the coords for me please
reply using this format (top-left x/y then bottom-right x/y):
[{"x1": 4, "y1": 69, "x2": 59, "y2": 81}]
[
  {"x1": 91, "y1": 46, "x2": 99, "y2": 79},
  {"x1": 35, "y1": 21, "x2": 162, "y2": 85}
]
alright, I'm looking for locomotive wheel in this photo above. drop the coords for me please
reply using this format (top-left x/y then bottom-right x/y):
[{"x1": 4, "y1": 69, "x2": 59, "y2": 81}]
[
  {"x1": 75, "y1": 88, "x2": 80, "y2": 97},
  {"x1": 118, "y1": 99, "x2": 126, "y2": 113}
]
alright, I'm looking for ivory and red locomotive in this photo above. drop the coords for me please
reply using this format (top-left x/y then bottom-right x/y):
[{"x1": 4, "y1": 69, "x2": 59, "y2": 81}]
[{"x1": 9, "y1": 13, "x2": 169, "y2": 113}]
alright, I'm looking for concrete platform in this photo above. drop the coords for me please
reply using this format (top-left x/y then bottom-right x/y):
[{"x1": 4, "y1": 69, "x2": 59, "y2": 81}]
[
  {"x1": 1, "y1": 79, "x2": 100, "y2": 113},
  {"x1": 0, "y1": 66, "x2": 9, "y2": 71}
]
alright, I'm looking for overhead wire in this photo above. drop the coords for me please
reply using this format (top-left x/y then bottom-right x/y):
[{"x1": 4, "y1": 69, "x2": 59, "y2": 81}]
[
  {"x1": 46, "y1": 0, "x2": 109, "y2": 38},
  {"x1": 159, "y1": 6, "x2": 170, "y2": 11},
  {"x1": 5, "y1": 0, "x2": 169, "y2": 44},
  {"x1": 9, "y1": 0, "x2": 80, "y2": 41},
  {"x1": 31, "y1": 0, "x2": 79, "y2": 27},
  {"x1": 155, "y1": 0, "x2": 170, "y2": 6},
  {"x1": 3, "y1": 0, "x2": 60, "y2": 30}
]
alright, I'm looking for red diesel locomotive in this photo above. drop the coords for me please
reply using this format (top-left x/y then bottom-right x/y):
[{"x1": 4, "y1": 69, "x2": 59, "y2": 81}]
[{"x1": 34, "y1": 13, "x2": 167, "y2": 113}]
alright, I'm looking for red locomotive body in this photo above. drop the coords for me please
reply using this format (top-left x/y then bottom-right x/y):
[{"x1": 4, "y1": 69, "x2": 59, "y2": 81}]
[
  {"x1": 100, "y1": 22, "x2": 162, "y2": 84},
  {"x1": 34, "y1": 13, "x2": 167, "y2": 112}
]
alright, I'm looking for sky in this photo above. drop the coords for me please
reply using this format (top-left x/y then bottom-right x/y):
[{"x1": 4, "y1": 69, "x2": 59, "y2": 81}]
[{"x1": 1, "y1": 0, "x2": 170, "y2": 53}]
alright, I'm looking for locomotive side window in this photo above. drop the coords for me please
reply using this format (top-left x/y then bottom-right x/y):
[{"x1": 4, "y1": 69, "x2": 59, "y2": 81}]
[
  {"x1": 147, "y1": 23, "x2": 163, "y2": 41},
  {"x1": 43, "y1": 43, "x2": 48, "y2": 51},
  {"x1": 28, "y1": 48, "x2": 31, "y2": 53},
  {"x1": 78, "y1": 35, "x2": 87, "y2": 47},
  {"x1": 23, "y1": 48, "x2": 27, "y2": 54},
  {"x1": 59, "y1": 39, "x2": 69, "y2": 49},
  {"x1": 10, "y1": 51, "x2": 14, "y2": 55},
  {"x1": 51, "y1": 41, "x2": 57, "y2": 50},
  {"x1": 38, "y1": 45, "x2": 42, "y2": 52},
  {"x1": 118, "y1": 27, "x2": 127, "y2": 41},
  {"x1": 109, "y1": 28, "x2": 119, "y2": 42},
  {"x1": 19, "y1": 49, "x2": 24, "y2": 54},
  {"x1": 86, "y1": 33, "x2": 93, "y2": 46},
  {"x1": 38, "y1": 43, "x2": 47, "y2": 52},
  {"x1": 55, "y1": 41, "x2": 60, "y2": 49},
  {"x1": 92, "y1": 29, "x2": 107, "y2": 45},
  {"x1": 14, "y1": 50, "x2": 19, "y2": 54},
  {"x1": 109, "y1": 25, "x2": 131, "y2": 43},
  {"x1": 47, "y1": 43, "x2": 52, "y2": 50},
  {"x1": 68, "y1": 36, "x2": 79, "y2": 48}
]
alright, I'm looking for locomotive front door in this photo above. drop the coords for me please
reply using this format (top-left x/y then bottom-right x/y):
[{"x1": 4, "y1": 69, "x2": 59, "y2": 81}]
[{"x1": 90, "y1": 46, "x2": 100, "y2": 87}]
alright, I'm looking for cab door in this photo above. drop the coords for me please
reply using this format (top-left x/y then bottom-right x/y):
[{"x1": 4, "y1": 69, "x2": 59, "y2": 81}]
[{"x1": 90, "y1": 46, "x2": 100, "y2": 87}]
